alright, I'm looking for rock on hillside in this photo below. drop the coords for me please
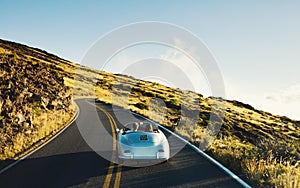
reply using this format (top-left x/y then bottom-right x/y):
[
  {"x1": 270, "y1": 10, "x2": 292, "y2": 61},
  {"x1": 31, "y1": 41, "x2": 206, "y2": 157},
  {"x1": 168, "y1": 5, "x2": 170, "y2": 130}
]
[{"x1": 0, "y1": 53, "x2": 73, "y2": 159}]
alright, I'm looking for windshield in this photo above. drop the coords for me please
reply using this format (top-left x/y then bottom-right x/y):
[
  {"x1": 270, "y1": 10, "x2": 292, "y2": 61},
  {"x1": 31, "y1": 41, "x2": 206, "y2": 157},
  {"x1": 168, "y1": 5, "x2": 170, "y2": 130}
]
[{"x1": 124, "y1": 122, "x2": 159, "y2": 133}]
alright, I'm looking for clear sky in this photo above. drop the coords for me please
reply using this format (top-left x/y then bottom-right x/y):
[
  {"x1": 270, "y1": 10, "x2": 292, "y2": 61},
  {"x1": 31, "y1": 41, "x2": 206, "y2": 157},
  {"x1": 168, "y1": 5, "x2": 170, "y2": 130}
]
[{"x1": 1, "y1": 0, "x2": 299, "y2": 120}]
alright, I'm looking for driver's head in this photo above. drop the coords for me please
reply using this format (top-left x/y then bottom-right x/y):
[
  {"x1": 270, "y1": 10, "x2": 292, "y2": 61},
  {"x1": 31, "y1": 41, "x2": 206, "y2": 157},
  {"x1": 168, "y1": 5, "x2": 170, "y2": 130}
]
[
  {"x1": 132, "y1": 122, "x2": 139, "y2": 131},
  {"x1": 145, "y1": 123, "x2": 153, "y2": 132}
]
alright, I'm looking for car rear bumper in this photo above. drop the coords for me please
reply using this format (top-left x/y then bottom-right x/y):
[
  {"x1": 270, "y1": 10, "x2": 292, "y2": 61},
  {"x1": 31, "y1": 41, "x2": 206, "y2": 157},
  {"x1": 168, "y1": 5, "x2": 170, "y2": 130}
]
[
  {"x1": 117, "y1": 156, "x2": 168, "y2": 166},
  {"x1": 118, "y1": 155, "x2": 168, "y2": 160},
  {"x1": 118, "y1": 151, "x2": 169, "y2": 160}
]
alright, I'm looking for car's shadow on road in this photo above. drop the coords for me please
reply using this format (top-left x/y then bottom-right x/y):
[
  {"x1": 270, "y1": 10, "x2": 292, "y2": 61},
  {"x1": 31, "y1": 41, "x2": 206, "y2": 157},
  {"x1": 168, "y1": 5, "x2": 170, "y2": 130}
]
[
  {"x1": 0, "y1": 151, "x2": 134, "y2": 188},
  {"x1": 1, "y1": 149, "x2": 196, "y2": 188}
]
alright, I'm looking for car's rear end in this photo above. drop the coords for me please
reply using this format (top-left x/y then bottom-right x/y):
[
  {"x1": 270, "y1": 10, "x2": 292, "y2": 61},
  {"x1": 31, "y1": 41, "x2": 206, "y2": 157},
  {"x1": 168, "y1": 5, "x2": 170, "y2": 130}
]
[{"x1": 117, "y1": 131, "x2": 169, "y2": 165}]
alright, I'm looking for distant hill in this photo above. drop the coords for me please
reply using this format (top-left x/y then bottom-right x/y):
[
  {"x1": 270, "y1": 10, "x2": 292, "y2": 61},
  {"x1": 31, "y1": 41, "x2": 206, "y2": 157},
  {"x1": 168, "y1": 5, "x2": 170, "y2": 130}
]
[{"x1": 0, "y1": 39, "x2": 298, "y2": 187}]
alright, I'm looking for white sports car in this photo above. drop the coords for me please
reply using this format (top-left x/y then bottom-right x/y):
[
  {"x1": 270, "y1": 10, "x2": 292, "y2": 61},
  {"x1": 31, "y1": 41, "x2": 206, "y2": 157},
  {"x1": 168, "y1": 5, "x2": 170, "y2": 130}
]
[{"x1": 116, "y1": 121, "x2": 170, "y2": 165}]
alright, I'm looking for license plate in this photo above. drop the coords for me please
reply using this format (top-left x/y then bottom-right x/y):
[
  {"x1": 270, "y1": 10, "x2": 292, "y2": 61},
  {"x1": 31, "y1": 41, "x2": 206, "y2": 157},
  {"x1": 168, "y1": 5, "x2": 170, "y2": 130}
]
[{"x1": 140, "y1": 135, "x2": 148, "y2": 140}]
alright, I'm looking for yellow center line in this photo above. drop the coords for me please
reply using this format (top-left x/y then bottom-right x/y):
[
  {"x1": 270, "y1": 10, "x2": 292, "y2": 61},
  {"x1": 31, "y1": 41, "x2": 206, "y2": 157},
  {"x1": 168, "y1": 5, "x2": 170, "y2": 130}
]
[
  {"x1": 101, "y1": 107, "x2": 122, "y2": 188},
  {"x1": 114, "y1": 164, "x2": 122, "y2": 188},
  {"x1": 87, "y1": 100, "x2": 122, "y2": 188},
  {"x1": 103, "y1": 163, "x2": 115, "y2": 188}
]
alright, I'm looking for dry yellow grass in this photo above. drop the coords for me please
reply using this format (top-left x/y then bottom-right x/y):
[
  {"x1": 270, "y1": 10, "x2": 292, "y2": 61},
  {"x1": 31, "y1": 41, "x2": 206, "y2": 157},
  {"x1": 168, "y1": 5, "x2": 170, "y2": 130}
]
[{"x1": 1, "y1": 104, "x2": 75, "y2": 160}]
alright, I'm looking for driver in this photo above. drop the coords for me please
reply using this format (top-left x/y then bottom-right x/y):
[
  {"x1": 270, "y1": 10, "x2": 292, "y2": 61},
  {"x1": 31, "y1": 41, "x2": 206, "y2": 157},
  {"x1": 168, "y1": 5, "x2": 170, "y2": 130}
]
[
  {"x1": 145, "y1": 123, "x2": 153, "y2": 132},
  {"x1": 132, "y1": 122, "x2": 139, "y2": 131}
]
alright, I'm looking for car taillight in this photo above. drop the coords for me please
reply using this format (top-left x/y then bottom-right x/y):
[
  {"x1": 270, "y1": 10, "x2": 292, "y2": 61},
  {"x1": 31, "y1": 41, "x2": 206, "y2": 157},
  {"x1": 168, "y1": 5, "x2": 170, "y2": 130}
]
[
  {"x1": 158, "y1": 149, "x2": 164, "y2": 152},
  {"x1": 124, "y1": 150, "x2": 131, "y2": 153}
]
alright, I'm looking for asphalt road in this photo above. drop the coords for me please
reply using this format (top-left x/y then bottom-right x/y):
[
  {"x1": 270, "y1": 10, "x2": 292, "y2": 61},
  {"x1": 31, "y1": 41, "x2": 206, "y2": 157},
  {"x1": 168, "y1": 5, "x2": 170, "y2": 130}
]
[{"x1": 0, "y1": 98, "x2": 249, "y2": 188}]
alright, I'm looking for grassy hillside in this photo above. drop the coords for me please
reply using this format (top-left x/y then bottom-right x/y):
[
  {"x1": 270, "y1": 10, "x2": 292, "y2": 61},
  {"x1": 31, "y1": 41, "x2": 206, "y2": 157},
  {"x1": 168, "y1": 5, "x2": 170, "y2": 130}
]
[
  {"x1": 95, "y1": 72, "x2": 300, "y2": 187},
  {"x1": 0, "y1": 39, "x2": 299, "y2": 187}
]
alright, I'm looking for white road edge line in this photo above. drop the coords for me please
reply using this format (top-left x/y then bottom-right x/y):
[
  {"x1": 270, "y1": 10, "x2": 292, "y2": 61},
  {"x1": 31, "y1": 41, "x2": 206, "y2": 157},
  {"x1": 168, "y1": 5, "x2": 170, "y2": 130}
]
[
  {"x1": 132, "y1": 112, "x2": 252, "y2": 188},
  {"x1": 0, "y1": 102, "x2": 80, "y2": 175}
]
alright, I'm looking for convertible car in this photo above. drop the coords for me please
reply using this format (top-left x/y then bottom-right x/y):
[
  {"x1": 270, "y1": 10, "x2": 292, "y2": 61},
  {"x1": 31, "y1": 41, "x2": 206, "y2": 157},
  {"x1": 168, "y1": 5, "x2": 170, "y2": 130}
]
[{"x1": 116, "y1": 121, "x2": 170, "y2": 165}]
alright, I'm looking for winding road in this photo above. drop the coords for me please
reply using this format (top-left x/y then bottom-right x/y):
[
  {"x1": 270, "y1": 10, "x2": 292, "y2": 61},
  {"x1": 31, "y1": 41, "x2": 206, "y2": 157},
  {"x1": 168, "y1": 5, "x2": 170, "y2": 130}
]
[{"x1": 0, "y1": 98, "x2": 250, "y2": 188}]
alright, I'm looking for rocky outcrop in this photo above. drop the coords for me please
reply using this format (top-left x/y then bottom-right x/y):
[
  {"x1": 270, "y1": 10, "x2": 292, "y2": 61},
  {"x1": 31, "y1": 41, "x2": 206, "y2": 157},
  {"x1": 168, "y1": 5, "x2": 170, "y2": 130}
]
[{"x1": 0, "y1": 53, "x2": 73, "y2": 158}]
